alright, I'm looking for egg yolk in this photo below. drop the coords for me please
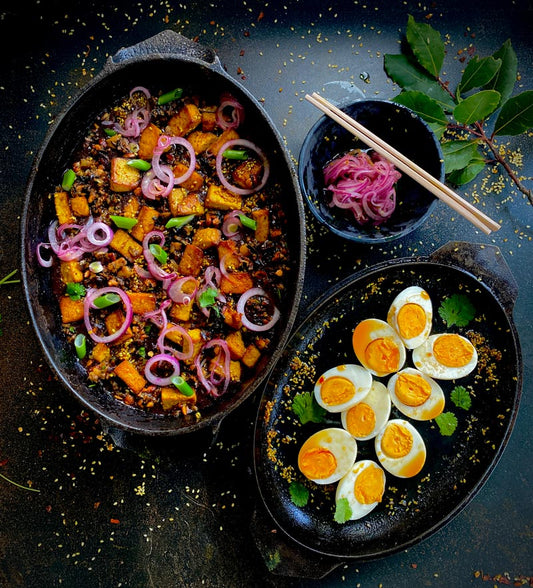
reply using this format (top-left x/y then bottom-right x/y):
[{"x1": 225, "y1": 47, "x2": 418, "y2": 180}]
[
  {"x1": 354, "y1": 465, "x2": 385, "y2": 504},
  {"x1": 365, "y1": 338, "x2": 400, "y2": 373},
  {"x1": 345, "y1": 403, "x2": 376, "y2": 437},
  {"x1": 380, "y1": 423, "x2": 413, "y2": 458},
  {"x1": 396, "y1": 303, "x2": 426, "y2": 339},
  {"x1": 433, "y1": 334, "x2": 474, "y2": 367},
  {"x1": 299, "y1": 447, "x2": 337, "y2": 480},
  {"x1": 319, "y1": 375, "x2": 355, "y2": 406},
  {"x1": 395, "y1": 372, "x2": 431, "y2": 407}
]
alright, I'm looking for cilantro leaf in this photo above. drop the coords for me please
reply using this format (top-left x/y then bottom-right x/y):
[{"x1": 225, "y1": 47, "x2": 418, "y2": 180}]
[
  {"x1": 198, "y1": 287, "x2": 218, "y2": 308},
  {"x1": 450, "y1": 385, "x2": 472, "y2": 410},
  {"x1": 438, "y1": 293, "x2": 476, "y2": 327},
  {"x1": 291, "y1": 391, "x2": 326, "y2": 425},
  {"x1": 66, "y1": 282, "x2": 86, "y2": 301},
  {"x1": 435, "y1": 411, "x2": 458, "y2": 436},
  {"x1": 334, "y1": 497, "x2": 353, "y2": 524},
  {"x1": 289, "y1": 481, "x2": 309, "y2": 507}
]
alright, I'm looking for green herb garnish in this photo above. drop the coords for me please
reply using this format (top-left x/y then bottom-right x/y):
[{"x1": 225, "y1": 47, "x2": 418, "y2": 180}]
[
  {"x1": 171, "y1": 376, "x2": 195, "y2": 397},
  {"x1": 104, "y1": 128, "x2": 117, "y2": 137},
  {"x1": 165, "y1": 215, "x2": 195, "y2": 230},
  {"x1": 223, "y1": 149, "x2": 249, "y2": 160},
  {"x1": 385, "y1": 16, "x2": 533, "y2": 203},
  {"x1": 198, "y1": 287, "x2": 218, "y2": 309},
  {"x1": 66, "y1": 282, "x2": 86, "y2": 301},
  {"x1": 291, "y1": 391, "x2": 326, "y2": 425},
  {"x1": 74, "y1": 333, "x2": 87, "y2": 359},
  {"x1": 93, "y1": 293, "x2": 120, "y2": 309},
  {"x1": 238, "y1": 214, "x2": 257, "y2": 231},
  {"x1": 138, "y1": 347, "x2": 146, "y2": 358},
  {"x1": 435, "y1": 411, "x2": 458, "y2": 436},
  {"x1": 334, "y1": 497, "x2": 353, "y2": 524},
  {"x1": 0, "y1": 269, "x2": 20, "y2": 286},
  {"x1": 451, "y1": 385, "x2": 472, "y2": 410},
  {"x1": 127, "y1": 159, "x2": 151, "y2": 171},
  {"x1": 149, "y1": 243, "x2": 168, "y2": 265},
  {"x1": 158, "y1": 87, "x2": 183, "y2": 105},
  {"x1": 438, "y1": 293, "x2": 476, "y2": 327},
  {"x1": 289, "y1": 481, "x2": 309, "y2": 507},
  {"x1": 109, "y1": 215, "x2": 138, "y2": 230},
  {"x1": 61, "y1": 168, "x2": 76, "y2": 190}
]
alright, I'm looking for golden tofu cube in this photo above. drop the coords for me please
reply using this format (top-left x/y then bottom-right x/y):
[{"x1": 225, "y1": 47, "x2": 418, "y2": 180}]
[
  {"x1": 54, "y1": 191, "x2": 74, "y2": 225},
  {"x1": 160, "y1": 386, "x2": 197, "y2": 410},
  {"x1": 242, "y1": 344, "x2": 261, "y2": 368},
  {"x1": 252, "y1": 209, "x2": 269, "y2": 243},
  {"x1": 192, "y1": 227, "x2": 222, "y2": 250},
  {"x1": 92, "y1": 342, "x2": 111, "y2": 363},
  {"x1": 169, "y1": 187, "x2": 205, "y2": 217},
  {"x1": 130, "y1": 205, "x2": 159, "y2": 242},
  {"x1": 60, "y1": 260, "x2": 83, "y2": 284},
  {"x1": 187, "y1": 130, "x2": 217, "y2": 154},
  {"x1": 205, "y1": 184, "x2": 242, "y2": 211},
  {"x1": 110, "y1": 158, "x2": 141, "y2": 192},
  {"x1": 59, "y1": 296, "x2": 84, "y2": 323},
  {"x1": 226, "y1": 330, "x2": 245, "y2": 360},
  {"x1": 167, "y1": 103, "x2": 202, "y2": 136},
  {"x1": 70, "y1": 196, "x2": 90, "y2": 217},
  {"x1": 138, "y1": 123, "x2": 161, "y2": 160},
  {"x1": 110, "y1": 229, "x2": 143, "y2": 262}
]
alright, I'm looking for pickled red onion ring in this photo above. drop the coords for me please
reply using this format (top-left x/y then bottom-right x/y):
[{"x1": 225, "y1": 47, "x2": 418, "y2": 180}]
[
  {"x1": 152, "y1": 135, "x2": 196, "y2": 187},
  {"x1": 236, "y1": 287, "x2": 280, "y2": 332},
  {"x1": 84, "y1": 287, "x2": 133, "y2": 344},
  {"x1": 215, "y1": 139, "x2": 269, "y2": 196},
  {"x1": 194, "y1": 339, "x2": 231, "y2": 397},
  {"x1": 216, "y1": 94, "x2": 245, "y2": 130},
  {"x1": 144, "y1": 353, "x2": 180, "y2": 387},
  {"x1": 158, "y1": 325, "x2": 194, "y2": 360}
]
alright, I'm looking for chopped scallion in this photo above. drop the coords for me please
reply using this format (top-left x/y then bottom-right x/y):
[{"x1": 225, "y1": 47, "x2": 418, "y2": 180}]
[
  {"x1": 158, "y1": 87, "x2": 183, "y2": 105},
  {"x1": 61, "y1": 168, "x2": 76, "y2": 190},
  {"x1": 110, "y1": 215, "x2": 138, "y2": 230},
  {"x1": 238, "y1": 214, "x2": 257, "y2": 230},
  {"x1": 74, "y1": 333, "x2": 87, "y2": 359},
  {"x1": 171, "y1": 375, "x2": 195, "y2": 397},
  {"x1": 89, "y1": 261, "x2": 104, "y2": 273},
  {"x1": 165, "y1": 214, "x2": 195, "y2": 229},
  {"x1": 93, "y1": 293, "x2": 121, "y2": 309},
  {"x1": 104, "y1": 128, "x2": 117, "y2": 137},
  {"x1": 149, "y1": 243, "x2": 168, "y2": 264},
  {"x1": 223, "y1": 149, "x2": 249, "y2": 160},
  {"x1": 127, "y1": 159, "x2": 152, "y2": 171}
]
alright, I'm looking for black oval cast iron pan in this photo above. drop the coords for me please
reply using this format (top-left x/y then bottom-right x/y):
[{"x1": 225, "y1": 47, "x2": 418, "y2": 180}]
[
  {"x1": 21, "y1": 30, "x2": 306, "y2": 437},
  {"x1": 253, "y1": 241, "x2": 522, "y2": 561}
]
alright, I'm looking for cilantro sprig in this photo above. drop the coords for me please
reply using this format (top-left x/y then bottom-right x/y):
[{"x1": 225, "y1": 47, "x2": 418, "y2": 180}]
[
  {"x1": 291, "y1": 391, "x2": 326, "y2": 425},
  {"x1": 438, "y1": 293, "x2": 476, "y2": 327},
  {"x1": 334, "y1": 497, "x2": 353, "y2": 524},
  {"x1": 289, "y1": 481, "x2": 309, "y2": 507},
  {"x1": 435, "y1": 412, "x2": 458, "y2": 436},
  {"x1": 451, "y1": 385, "x2": 472, "y2": 410}
]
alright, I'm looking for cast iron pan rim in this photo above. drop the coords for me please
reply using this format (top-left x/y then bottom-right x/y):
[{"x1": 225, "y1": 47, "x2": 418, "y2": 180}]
[
  {"x1": 253, "y1": 254, "x2": 522, "y2": 560},
  {"x1": 20, "y1": 33, "x2": 307, "y2": 436}
]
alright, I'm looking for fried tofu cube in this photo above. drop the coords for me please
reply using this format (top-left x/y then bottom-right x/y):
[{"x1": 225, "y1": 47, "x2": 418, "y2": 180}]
[
  {"x1": 110, "y1": 229, "x2": 143, "y2": 262},
  {"x1": 187, "y1": 130, "x2": 217, "y2": 154},
  {"x1": 160, "y1": 386, "x2": 197, "y2": 410},
  {"x1": 59, "y1": 296, "x2": 84, "y2": 323},
  {"x1": 210, "y1": 355, "x2": 242, "y2": 383},
  {"x1": 226, "y1": 330, "x2": 246, "y2": 360},
  {"x1": 123, "y1": 195, "x2": 141, "y2": 218},
  {"x1": 205, "y1": 184, "x2": 242, "y2": 211},
  {"x1": 60, "y1": 260, "x2": 83, "y2": 284},
  {"x1": 201, "y1": 110, "x2": 217, "y2": 132},
  {"x1": 223, "y1": 306, "x2": 242, "y2": 330},
  {"x1": 105, "y1": 309, "x2": 133, "y2": 344},
  {"x1": 242, "y1": 344, "x2": 261, "y2": 368},
  {"x1": 220, "y1": 272, "x2": 254, "y2": 294},
  {"x1": 169, "y1": 187, "x2": 205, "y2": 216},
  {"x1": 207, "y1": 128, "x2": 240, "y2": 156},
  {"x1": 138, "y1": 123, "x2": 161, "y2": 160},
  {"x1": 232, "y1": 159, "x2": 264, "y2": 190},
  {"x1": 169, "y1": 299, "x2": 193, "y2": 322},
  {"x1": 130, "y1": 205, "x2": 159, "y2": 242},
  {"x1": 70, "y1": 195, "x2": 90, "y2": 217},
  {"x1": 127, "y1": 292, "x2": 157, "y2": 314},
  {"x1": 54, "y1": 191, "x2": 74, "y2": 225},
  {"x1": 252, "y1": 209, "x2": 269, "y2": 243},
  {"x1": 92, "y1": 342, "x2": 111, "y2": 363},
  {"x1": 173, "y1": 163, "x2": 204, "y2": 192},
  {"x1": 192, "y1": 227, "x2": 222, "y2": 250},
  {"x1": 110, "y1": 158, "x2": 141, "y2": 192},
  {"x1": 114, "y1": 360, "x2": 147, "y2": 394},
  {"x1": 167, "y1": 103, "x2": 202, "y2": 136},
  {"x1": 178, "y1": 244, "x2": 204, "y2": 277}
]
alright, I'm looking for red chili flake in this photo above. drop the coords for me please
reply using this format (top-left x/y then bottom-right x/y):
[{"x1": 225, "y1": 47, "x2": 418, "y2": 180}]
[
  {"x1": 237, "y1": 67, "x2": 243, "y2": 74},
  {"x1": 110, "y1": 518, "x2": 120, "y2": 525},
  {"x1": 94, "y1": 502, "x2": 101, "y2": 510},
  {"x1": 244, "y1": 30, "x2": 250, "y2": 37},
  {"x1": 411, "y1": 563, "x2": 418, "y2": 569},
  {"x1": 45, "y1": 505, "x2": 52, "y2": 513},
  {"x1": 239, "y1": 50, "x2": 245, "y2": 56},
  {"x1": 0, "y1": 458, "x2": 8, "y2": 468},
  {"x1": 258, "y1": 11, "x2": 264, "y2": 21}
]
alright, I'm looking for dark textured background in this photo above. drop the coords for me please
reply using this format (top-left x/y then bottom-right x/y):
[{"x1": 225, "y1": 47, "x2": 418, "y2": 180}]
[{"x1": 0, "y1": 1, "x2": 531, "y2": 586}]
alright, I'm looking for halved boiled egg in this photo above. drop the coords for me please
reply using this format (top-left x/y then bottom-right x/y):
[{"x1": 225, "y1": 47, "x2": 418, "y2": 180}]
[
  {"x1": 341, "y1": 381, "x2": 391, "y2": 440},
  {"x1": 298, "y1": 428, "x2": 357, "y2": 485},
  {"x1": 412, "y1": 333, "x2": 478, "y2": 380},
  {"x1": 374, "y1": 419, "x2": 426, "y2": 478},
  {"x1": 387, "y1": 367, "x2": 445, "y2": 421},
  {"x1": 387, "y1": 286, "x2": 432, "y2": 349},
  {"x1": 314, "y1": 364, "x2": 372, "y2": 413},
  {"x1": 335, "y1": 460, "x2": 386, "y2": 520},
  {"x1": 352, "y1": 318, "x2": 406, "y2": 377}
]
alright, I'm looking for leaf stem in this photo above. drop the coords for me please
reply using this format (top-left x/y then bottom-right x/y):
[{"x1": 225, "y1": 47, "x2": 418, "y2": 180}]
[
  {"x1": 0, "y1": 269, "x2": 20, "y2": 285},
  {"x1": 0, "y1": 471, "x2": 40, "y2": 492}
]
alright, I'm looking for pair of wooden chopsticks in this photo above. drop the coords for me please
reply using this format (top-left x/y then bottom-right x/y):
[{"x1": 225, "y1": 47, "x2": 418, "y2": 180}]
[{"x1": 305, "y1": 92, "x2": 500, "y2": 235}]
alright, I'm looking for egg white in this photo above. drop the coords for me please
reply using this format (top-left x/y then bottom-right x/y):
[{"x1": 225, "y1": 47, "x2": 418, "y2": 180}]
[
  {"x1": 387, "y1": 286, "x2": 432, "y2": 349},
  {"x1": 341, "y1": 381, "x2": 391, "y2": 440},
  {"x1": 374, "y1": 419, "x2": 426, "y2": 478},
  {"x1": 412, "y1": 333, "x2": 478, "y2": 380},
  {"x1": 298, "y1": 428, "x2": 357, "y2": 485},
  {"x1": 335, "y1": 460, "x2": 386, "y2": 521},
  {"x1": 314, "y1": 364, "x2": 373, "y2": 413},
  {"x1": 387, "y1": 368, "x2": 445, "y2": 421},
  {"x1": 352, "y1": 318, "x2": 406, "y2": 377}
]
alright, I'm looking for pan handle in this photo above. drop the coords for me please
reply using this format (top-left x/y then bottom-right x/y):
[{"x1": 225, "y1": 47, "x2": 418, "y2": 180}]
[
  {"x1": 430, "y1": 241, "x2": 518, "y2": 314},
  {"x1": 109, "y1": 29, "x2": 219, "y2": 67}
]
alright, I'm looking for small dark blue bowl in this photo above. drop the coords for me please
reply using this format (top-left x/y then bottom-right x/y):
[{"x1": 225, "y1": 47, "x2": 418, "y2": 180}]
[{"x1": 298, "y1": 99, "x2": 444, "y2": 243}]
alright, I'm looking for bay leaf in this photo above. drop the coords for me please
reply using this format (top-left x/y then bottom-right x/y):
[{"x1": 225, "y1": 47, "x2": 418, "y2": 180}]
[
  {"x1": 406, "y1": 15, "x2": 445, "y2": 78},
  {"x1": 458, "y1": 56, "x2": 501, "y2": 95},
  {"x1": 453, "y1": 90, "x2": 501, "y2": 124},
  {"x1": 484, "y1": 39, "x2": 517, "y2": 105},
  {"x1": 493, "y1": 90, "x2": 533, "y2": 136},
  {"x1": 392, "y1": 90, "x2": 448, "y2": 138},
  {"x1": 441, "y1": 140, "x2": 480, "y2": 174},
  {"x1": 447, "y1": 157, "x2": 486, "y2": 186},
  {"x1": 384, "y1": 54, "x2": 455, "y2": 111}
]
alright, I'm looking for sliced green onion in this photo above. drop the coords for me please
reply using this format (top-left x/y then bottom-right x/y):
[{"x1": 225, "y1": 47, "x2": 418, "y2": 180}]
[
  {"x1": 149, "y1": 243, "x2": 168, "y2": 264},
  {"x1": 93, "y1": 293, "x2": 121, "y2": 309},
  {"x1": 165, "y1": 214, "x2": 195, "y2": 229},
  {"x1": 127, "y1": 159, "x2": 152, "y2": 171},
  {"x1": 110, "y1": 215, "x2": 138, "y2": 230},
  {"x1": 61, "y1": 168, "x2": 76, "y2": 190},
  {"x1": 158, "y1": 87, "x2": 184, "y2": 105},
  {"x1": 238, "y1": 214, "x2": 257, "y2": 230},
  {"x1": 89, "y1": 261, "x2": 104, "y2": 273},
  {"x1": 138, "y1": 347, "x2": 146, "y2": 358},
  {"x1": 223, "y1": 149, "x2": 249, "y2": 160},
  {"x1": 74, "y1": 333, "x2": 87, "y2": 359},
  {"x1": 171, "y1": 375, "x2": 195, "y2": 397},
  {"x1": 104, "y1": 128, "x2": 117, "y2": 137}
]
